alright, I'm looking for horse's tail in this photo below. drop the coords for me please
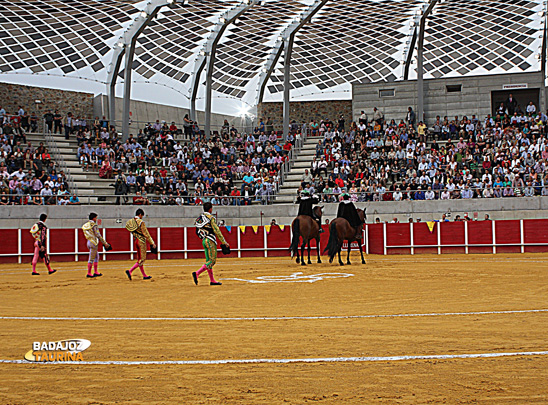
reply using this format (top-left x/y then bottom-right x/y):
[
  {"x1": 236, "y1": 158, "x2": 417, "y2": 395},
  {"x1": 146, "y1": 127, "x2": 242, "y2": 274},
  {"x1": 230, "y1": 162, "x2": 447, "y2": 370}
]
[
  {"x1": 323, "y1": 221, "x2": 340, "y2": 260},
  {"x1": 290, "y1": 218, "x2": 300, "y2": 258}
]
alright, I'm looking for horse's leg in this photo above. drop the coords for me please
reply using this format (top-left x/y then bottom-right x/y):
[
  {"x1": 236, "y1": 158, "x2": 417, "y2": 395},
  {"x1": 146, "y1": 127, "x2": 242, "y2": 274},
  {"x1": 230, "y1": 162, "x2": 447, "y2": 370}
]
[
  {"x1": 307, "y1": 240, "x2": 312, "y2": 264},
  {"x1": 359, "y1": 239, "x2": 366, "y2": 264},
  {"x1": 301, "y1": 239, "x2": 306, "y2": 266},
  {"x1": 338, "y1": 238, "x2": 344, "y2": 266},
  {"x1": 316, "y1": 237, "x2": 322, "y2": 264},
  {"x1": 347, "y1": 239, "x2": 352, "y2": 265},
  {"x1": 295, "y1": 236, "x2": 300, "y2": 264}
]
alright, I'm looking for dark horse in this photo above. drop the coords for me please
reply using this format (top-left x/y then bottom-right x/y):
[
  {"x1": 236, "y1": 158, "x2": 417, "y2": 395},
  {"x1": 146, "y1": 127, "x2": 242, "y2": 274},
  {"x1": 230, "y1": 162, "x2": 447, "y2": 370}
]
[
  {"x1": 290, "y1": 206, "x2": 323, "y2": 266},
  {"x1": 324, "y1": 209, "x2": 366, "y2": 266}
]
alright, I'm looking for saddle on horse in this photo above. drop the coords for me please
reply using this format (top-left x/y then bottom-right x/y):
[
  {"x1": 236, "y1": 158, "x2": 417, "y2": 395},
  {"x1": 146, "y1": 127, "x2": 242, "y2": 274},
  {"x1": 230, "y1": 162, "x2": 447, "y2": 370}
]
[
  {"x1": 337, "y1": 195, "x2": 364, "y2": 239},
  {"x1": 297, "y1": 192, "x2": 324, "y2": 233}
]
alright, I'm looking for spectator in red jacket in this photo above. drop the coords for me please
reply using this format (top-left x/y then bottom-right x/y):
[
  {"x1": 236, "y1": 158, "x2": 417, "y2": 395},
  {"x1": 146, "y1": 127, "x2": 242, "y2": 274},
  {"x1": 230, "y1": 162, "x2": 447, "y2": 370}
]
[{"x1": 230, "y1": 187, "x2": 241, "y2": 206}]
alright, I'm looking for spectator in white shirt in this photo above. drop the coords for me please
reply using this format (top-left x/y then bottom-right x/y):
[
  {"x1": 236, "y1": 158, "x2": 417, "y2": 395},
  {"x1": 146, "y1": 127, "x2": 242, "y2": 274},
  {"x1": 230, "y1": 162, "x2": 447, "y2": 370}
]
[
  {"x1": 483, "y1": 186, "x2": 494, "y2": 198},
  {"x1": 425, "y1": 186, "x2": 435, "y2": 200},
  {"x1": 418, "y1": 158, "x2": 428, "y2": 172},
  {"x1": 526, "y1": 102, "x2": 536, "y2": 114},
  {"x1": 10, "y1": 168, "x2": 26, "y2": 180},
  {"x1": 461, "y1": 186, "x2": 473, "y2": 199}
]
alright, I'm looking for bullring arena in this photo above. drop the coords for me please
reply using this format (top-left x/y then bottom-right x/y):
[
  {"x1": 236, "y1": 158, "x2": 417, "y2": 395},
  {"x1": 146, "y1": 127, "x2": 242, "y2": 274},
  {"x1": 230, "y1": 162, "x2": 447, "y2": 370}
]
[
  {"x1": 2, "y1": 0, "x2": 548, "y2": 402},
  {"x1": 1, "y1": 221, "x2": 548, "y2": 403}
]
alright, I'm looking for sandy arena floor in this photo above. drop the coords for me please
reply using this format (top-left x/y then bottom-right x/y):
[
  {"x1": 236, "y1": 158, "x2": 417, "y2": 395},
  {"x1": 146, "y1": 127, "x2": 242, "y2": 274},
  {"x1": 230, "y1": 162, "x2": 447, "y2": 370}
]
[{"x1": 0, "y1": 254, "x2": 547, "y2": 404}]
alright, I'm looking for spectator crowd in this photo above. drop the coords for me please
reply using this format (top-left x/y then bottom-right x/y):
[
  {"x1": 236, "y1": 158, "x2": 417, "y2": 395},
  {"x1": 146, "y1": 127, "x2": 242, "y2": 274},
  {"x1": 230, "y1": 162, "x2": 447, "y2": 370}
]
[
  {"x1": 0, "y1": 104, "x2": 78, "y2": 205},
  {"x1": 5, "y1": 91, "x2": 548, "y2": 208},
  {"x1": 298, "y1": 94, "x2": 548, "y2": 203},
  {"x1": 75, "y1": 115, "x2": 292, "y2": 205}
]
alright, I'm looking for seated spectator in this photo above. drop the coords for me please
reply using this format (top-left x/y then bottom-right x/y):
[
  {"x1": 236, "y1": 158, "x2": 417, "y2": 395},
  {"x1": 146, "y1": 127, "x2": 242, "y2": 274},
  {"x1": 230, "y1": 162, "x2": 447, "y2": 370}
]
[{"x1": 69, "y1": 194, "x2": 80, "y2": 205}]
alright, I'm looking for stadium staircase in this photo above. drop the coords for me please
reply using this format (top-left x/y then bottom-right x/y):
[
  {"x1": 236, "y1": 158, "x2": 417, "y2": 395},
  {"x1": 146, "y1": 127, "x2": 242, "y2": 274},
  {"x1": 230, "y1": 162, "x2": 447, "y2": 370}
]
[
  {"x1": 273, "y1": 135, "x2": 453, "y2": 204},
  {"x1": 275, "y1": 135, "x2": 322, "y2": 204},
  {"x1": 26, "y1": 132, "x2": 113, "y2": 203},
  {"x1": 27, "y1": 130, "x2": 444, "y2": 205},
  {"x1": 27, "y1": 131, "x2": 254, "y2": 204}
]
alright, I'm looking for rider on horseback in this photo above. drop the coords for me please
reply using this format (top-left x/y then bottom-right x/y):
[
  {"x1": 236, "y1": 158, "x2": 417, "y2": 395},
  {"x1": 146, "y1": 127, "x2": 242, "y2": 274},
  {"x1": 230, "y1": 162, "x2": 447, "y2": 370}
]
[
  {"x1": 337, "y1": 193, "x2": 364, "y2": 239},
  {"x1": 296, "y1": 190, "x2": 324, "y2": 233}
]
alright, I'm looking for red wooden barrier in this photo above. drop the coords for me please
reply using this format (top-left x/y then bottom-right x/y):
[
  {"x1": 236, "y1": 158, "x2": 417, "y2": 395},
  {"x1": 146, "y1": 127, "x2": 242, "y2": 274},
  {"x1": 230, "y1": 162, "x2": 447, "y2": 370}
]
[
  {"x1": 385, "y1": 223, "x2": 411, "y2": 255},
  {"x1": 21, "y1": 228, "x2": 36, "y2": 264},
  {"x1": 218, "y1": 227, "x2": 239, "y2": 259},
  {"x1": 2, "y1": 220, "x2": 548, "y2": 264},
  {"x1": 523, "y1": 219, "x2": 548, "y2": 253},
  {"x1": 266, "y1": 225, "x2": 292, "y2": 257},
  {"x1": 49, "y1": 229, "x2": 76, "y2": 262},
  {"x1": 186, "y1": 227, "x2": 206, "y2": 260},
  {"x1": 240, "y1": 226, "x2": 264, "y2": 257},
  {"x1": 468, "y1": 221, "x2": 493, "y2": 254},
  {"x1": 159, "y1": 227, "x2": 185, "y2": 260},
  {"x1": 495, "y1": 220, "x2": 521, "y2": 254},
  {"x1": 0, "y1": 229, "x2": 19, "y2": 264},
  {"x1": 104, "y1": 228, "x2": 132, "y2": 261},
  {"x1": 440, "y1": 222, "x2": 466, "y2": 254},
  {"x1": 367, "y1": 224, "x2": 384, "y2": 255},
  {"x1": 413, "y1": 222, "x2": 438, "y2": 255}
]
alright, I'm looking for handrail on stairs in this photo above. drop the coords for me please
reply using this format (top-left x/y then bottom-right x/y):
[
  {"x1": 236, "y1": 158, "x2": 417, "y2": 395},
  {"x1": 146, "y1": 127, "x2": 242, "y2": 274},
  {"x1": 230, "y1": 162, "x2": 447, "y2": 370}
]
[
  {"x1": 272, "y1": 124, "x2": 309, "y2": 202},
  {"x1": 42, "y1": 121, "x2": 79, "y2": 195}
]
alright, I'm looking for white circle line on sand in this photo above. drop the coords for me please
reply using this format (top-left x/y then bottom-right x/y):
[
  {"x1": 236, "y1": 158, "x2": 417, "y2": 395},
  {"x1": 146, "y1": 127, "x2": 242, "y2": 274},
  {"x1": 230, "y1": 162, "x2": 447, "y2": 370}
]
[
  {"x1": 1, "y1": 308, "x2": 547, "y2": 322},
  {"x1": 0, "y1": 351, "x2": 547, "y2": 365}
]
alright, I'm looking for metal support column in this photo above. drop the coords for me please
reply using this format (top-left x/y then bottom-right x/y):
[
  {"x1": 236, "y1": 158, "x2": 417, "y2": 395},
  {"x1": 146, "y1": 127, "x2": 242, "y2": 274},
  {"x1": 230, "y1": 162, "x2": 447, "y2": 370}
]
[
  {"x1": 190, "y1": 1, "x2": 256, "y2": 138},
  {"x1": 540, "y1": 7, "x2": 547, "y2": 113},
  {"x1": 121, "y1": 8, "x2": 163, "y2": 141},
  {"x1": 283, "y1": 36, "x2": 293, "y2": 141},
  {"x1": 189, "y1": 60, "x2": 205, "y2": 122},
  {"x1": 204, "y1": 51, "x2": 215, "y2": 138},
  {"x1": 403, "y1": 28, "x2": 417, "y2": 81},
  {"x1": 255, "y1": 0, "x2": 329, "y2": 105},
  {"x1": 106, "y1": 1, "x2": 181, "y2": 139},
  {"x1": 417, "y1": 29, "x2": 425, "y2": 124},
  {"x1": 122, "y1": 46, "x2": 135, "y2": 140},
  {"x1": 416, "y1": 0, "x2": 439, "y2": 124},
  {"x1": 108, "y1": 48, "x2": 124, "y2": 127}
]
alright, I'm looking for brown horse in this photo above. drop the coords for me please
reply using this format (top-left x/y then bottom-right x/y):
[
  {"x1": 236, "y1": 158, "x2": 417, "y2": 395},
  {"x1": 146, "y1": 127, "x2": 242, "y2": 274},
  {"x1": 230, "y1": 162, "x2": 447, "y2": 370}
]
[
  {"x1": 290, "y1": 206, "x2": 323, "y2": 266},
  {"x1": 324, "y1": 209, "x2": 366, "y2": 266}
]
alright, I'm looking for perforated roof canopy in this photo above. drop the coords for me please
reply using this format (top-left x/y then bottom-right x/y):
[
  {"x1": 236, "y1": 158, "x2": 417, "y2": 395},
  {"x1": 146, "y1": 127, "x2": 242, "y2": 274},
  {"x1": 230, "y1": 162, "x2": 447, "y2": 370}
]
[{"x1": 0, "y1": 0, "x2": 544, "y2": 116}]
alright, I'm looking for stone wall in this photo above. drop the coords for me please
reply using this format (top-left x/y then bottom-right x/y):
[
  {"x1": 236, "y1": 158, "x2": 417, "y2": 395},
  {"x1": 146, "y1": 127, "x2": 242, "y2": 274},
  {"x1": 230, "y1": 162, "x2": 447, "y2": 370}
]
[
  {"x1": 94, "y1": 95, "x2": 242, "y2": 133},
  {"x1": 257, "y1": 100, "x2": 353, "y2": 131},
  {"x1": 0, "y1": 82, "x2": 94, "y2": 118},
  {"x1": 352, "y1": 71, "x2": 546, "y2": 125}
]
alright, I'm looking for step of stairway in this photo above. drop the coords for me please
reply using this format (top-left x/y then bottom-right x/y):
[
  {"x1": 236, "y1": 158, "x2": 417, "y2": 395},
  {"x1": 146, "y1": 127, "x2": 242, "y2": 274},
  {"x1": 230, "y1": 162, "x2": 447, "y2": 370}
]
[
  {"x1": 293, "y1": 161, "x2": 314, "y2": 168},
  {"x1": 76, "y1": 182, "x2": 113, "y2": 189},
  {"x1": 27, "y1": 136, "x2": 76, "y2": 146},
  {"x1": 274, "y1": 195, "x2": 295, "y2": 203},
  {"x1": 63, "y1": 162, "x2": 82, "y2": 168},
  {"x1": 280, "y1": 181, "x2": 303, "y2": 188},
  {"x1": 285, "y1": 174, "x2": 311, "y2": 181}
]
